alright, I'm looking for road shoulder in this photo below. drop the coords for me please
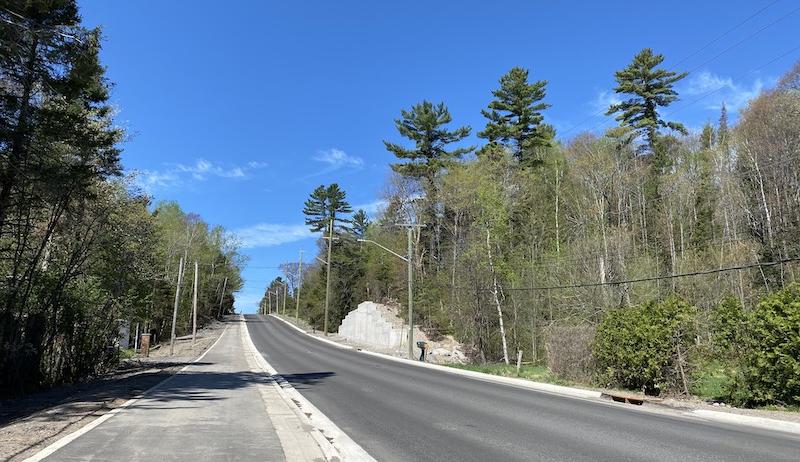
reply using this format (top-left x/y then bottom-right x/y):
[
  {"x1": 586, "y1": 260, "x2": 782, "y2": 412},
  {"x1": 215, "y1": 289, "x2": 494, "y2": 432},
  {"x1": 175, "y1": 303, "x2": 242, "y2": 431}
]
[{"x1": 242, "y1": 315, "x2": 376, "y2": 461}]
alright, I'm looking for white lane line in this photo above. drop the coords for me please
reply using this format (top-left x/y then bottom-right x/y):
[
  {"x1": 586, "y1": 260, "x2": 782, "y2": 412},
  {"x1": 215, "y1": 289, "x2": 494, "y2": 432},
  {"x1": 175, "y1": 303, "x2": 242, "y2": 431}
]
[
  {"x1": 23, "y1": 326, "x2": 229, "y2": 462},
  {"x1": 270, "y1": 314, "x2": 353, "y2": 350},
  {"x1": 246, "y1": 315, "x2": 375, "y2": 461}
]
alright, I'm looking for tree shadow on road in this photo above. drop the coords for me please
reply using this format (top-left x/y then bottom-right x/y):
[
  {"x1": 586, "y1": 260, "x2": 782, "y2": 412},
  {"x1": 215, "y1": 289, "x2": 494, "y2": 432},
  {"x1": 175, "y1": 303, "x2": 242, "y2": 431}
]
[{"x1": 126, "y1": 370, "x2": 336, "y2": 408}]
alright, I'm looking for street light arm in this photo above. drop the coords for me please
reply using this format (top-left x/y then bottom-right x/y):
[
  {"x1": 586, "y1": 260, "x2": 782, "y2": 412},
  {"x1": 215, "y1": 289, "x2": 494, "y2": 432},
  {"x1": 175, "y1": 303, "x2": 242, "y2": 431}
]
[{"x1": 357, "y1": 239, "x2": 408, "y2": 262}]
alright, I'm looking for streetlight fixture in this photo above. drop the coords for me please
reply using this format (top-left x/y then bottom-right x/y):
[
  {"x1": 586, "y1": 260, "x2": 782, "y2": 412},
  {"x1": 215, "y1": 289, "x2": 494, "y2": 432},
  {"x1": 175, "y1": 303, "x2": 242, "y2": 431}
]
[{"x1": 358, "y1": 228, "x2": 418, "y2": 360}]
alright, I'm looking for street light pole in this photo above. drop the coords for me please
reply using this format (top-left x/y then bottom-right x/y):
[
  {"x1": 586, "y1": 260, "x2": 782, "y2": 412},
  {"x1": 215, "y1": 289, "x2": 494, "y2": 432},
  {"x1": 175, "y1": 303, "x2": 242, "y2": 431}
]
[
  {"x1": 406, "y1": 227, "x2": 413, "y2": 360},
  {"x1": 358, "y1": 227, "x2": 420, "y2": 360}
]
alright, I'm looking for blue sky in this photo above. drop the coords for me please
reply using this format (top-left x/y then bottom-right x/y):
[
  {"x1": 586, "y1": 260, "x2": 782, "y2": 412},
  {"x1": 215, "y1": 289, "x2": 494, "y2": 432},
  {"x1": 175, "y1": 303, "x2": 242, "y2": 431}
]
[{"x1": 77, "y1": 0, "x2": 800, "y2": 313}]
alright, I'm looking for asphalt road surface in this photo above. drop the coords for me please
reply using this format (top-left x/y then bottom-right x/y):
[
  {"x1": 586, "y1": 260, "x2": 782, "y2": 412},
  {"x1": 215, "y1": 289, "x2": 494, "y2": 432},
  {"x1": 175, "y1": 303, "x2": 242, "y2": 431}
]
[{"x1": 246, "y1": 314, "x2": 800, "y2": 462}]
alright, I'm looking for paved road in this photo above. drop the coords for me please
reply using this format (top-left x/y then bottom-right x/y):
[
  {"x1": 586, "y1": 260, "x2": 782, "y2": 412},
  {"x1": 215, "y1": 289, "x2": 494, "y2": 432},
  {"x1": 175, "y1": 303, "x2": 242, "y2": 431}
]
[
  {"x1": 247, "y1": 314, "x2": 800, "y2": 462},
  {"x1": 43, "y1": 321, "x2": 285, "y2": 462}
]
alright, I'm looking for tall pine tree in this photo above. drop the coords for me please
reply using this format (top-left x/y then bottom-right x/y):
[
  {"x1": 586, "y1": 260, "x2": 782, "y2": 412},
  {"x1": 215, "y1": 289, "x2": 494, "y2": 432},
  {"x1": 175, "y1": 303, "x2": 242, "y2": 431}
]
[
  {"x1": 303, "y1": 184, "x2": 352, "y2": 233},
  {"x1": 606, "y1": 48, "x2": 687, "y2": 152},
  {"x1": 478, "y1": 67, "x2": 553, "y2": 166}
]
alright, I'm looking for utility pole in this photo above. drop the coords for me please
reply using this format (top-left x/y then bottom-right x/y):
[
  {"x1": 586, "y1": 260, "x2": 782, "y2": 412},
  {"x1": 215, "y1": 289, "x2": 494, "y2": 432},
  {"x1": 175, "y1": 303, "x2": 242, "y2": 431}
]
[
  {"x1": 405, "y1": 227, "x2": 414, "y2": 360},
  {"x1": 295, "y1": 249, "x2": 303, "y2": 323},
  {"x1": 282, "y1": 283, "x2": 287, "y2": 315},
  {"x1": 323, "y1": 219, "x2": 334, "y2": 335},
  {"x1": 268, "y1": 291, "x2": 272, "y2": 314},
  {"x1": 217, "y1": 276, "x2": 227, "y2": 319},
  {"x1": 169, "y1": 257, "x2": 184, "y2": 356},
  {"x1": 357, "y1": 223, "x2": 423, "y2": 360},
  {"x1": 192, "y1": 260, "x2": 198, "y2": 345}
]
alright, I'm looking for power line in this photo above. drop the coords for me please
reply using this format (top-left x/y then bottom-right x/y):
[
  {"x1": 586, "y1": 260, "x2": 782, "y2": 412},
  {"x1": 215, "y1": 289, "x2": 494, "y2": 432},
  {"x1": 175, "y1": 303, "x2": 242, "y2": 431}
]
[
  {"x1": 670, "y1": 0, "x2": 781, "y2": 68},
  {"x1": 453, "y1": 257, "x2": 800, "y2": 293},
  {"x1": 557, "y1": 4, "x2": 799, "y2": 139}
]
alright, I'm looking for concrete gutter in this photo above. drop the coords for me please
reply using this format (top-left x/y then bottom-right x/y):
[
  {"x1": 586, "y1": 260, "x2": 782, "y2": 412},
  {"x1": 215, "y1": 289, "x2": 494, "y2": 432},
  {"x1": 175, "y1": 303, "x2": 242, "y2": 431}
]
[
  {"x1": 269, "y1": 314, "x2": 800, "y2": 437},
  {"x1": 243, "y1": 316, "x2": 375, "y2": 461}
]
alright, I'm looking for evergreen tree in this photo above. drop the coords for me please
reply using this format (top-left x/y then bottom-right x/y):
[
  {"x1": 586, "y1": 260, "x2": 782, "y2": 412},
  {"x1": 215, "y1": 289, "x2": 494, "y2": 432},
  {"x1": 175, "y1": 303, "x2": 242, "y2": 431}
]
[
  {"x1": 384, "y1": 101, "x2": 473, "y2": 185},
  {"x1": 717, "y1": 102, "x2": 729, "y2": 152},
  {"x1": 302, "y1": 184, "x2": 352, "y2": 233},
  {"x1": 478, "y1": 67, "x2": 553, "y2": 166},
  {"x1": 606, "y1": 48, "x2": 688, "y2": 152},
  {"x1": 351, "y1": 209, "x2": 370, "y2": 237}
]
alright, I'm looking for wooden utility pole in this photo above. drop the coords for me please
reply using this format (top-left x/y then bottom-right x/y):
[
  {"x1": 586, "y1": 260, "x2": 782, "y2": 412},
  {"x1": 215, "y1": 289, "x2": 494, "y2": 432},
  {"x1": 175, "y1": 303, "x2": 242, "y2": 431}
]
[
  {"x1": 295, "y1": 249, "x2": 303, "y2": 322},
  {"x1": 323, "y1": 219, "x2": 334, "y2": 335},
  {"x1": 217, "y1": 276, "x2": 227, "y2": 319},
  {"x1": 282, "y1": 283, "x2": 287, "y2": 315},
  {"x1": 191, "y1": 260, "x2": 199, "y2": 345},
  {"x1": 169, "y1": 257, "x2": 184, "y2": 356},
  {"x1": 398, "y1": 223, "x2": 424, "y2": 359},
  {"x1": 406, "y1": 226, "x2": 414, "y2": 359}
]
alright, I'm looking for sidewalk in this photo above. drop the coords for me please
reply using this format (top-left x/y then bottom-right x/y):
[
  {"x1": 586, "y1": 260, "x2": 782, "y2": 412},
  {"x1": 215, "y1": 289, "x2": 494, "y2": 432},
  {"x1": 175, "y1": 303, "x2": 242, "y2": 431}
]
[{"x1": 23, "y1": 318, "x2": 326, "y2": 462}]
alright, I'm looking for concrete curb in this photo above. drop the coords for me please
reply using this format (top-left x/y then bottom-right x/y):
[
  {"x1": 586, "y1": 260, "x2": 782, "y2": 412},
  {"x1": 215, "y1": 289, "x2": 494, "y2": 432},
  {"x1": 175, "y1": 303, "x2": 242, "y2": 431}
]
[
  {"x1": 22, "y1": 325, "x2": 229, "y2": 462},
  {"x1": 692, "y1": 409, "x2": 800, "y2": 435},
  {"x1": 269, "y1": 314, "x2": 601, "y2": 400},
  {"x1": 270, "y1": 315, "x2": 800, "y2": 436},
  {"x1": 244, "y1": 316, "x2": 375, "y2": 461}
]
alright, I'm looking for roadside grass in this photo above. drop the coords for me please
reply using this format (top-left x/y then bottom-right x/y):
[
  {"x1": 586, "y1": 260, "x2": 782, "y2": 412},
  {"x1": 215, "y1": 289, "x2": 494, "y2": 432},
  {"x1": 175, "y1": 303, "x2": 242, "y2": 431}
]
[
  {"x1": 691, "y1": 360, "x2": 735, "y2": 401},
  {"x1": 119, "y1": 348, "x2": 137, "y2": 360},
  {"x1": 447, "y1": 363, "x2": 570, "y2": 386}
]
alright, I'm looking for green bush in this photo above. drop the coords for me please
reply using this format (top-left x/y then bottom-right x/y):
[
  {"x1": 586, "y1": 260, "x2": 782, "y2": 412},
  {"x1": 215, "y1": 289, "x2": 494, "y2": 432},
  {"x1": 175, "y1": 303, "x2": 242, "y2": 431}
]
[
  {"x1": 732, "y1": 284, "x2": 800, "y2": 406},
  {"x1": 710, "y1": 296, "x2": 746, "y2": 357},
  {"x1": 594, "y1": 297, "x2": 696, "y2": 395}
]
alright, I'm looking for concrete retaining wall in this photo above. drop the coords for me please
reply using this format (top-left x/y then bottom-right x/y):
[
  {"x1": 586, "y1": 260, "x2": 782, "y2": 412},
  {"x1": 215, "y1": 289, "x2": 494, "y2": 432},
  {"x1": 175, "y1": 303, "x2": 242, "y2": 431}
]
[{"x1": 338, "y1": 301, "x2": 416, "y2": 351}]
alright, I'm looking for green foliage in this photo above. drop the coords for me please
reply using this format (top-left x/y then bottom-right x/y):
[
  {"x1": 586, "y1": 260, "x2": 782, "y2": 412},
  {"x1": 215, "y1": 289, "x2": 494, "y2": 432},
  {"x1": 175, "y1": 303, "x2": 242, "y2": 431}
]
[
  {"x1": 478, "y1": 67, "x2": 553, "y2": 166},
  {"x1": 594, "y1": 298, "x2": 697, "y2": 395},
  {"x1": 303, "y1": 184, "x2": 353, "y2": 233},
  {"x1": 606, "y1": 48, "x2": 688, "y2": 151},
  {"x1": 384, "y1": 101, "x2": 474, "y2": 183},
  {"x1": 732, "y1": 284, "x2": 800, "y2": 406},
  {"x1": 710, "y1": 297, "x2": 747, "y2": 357}
]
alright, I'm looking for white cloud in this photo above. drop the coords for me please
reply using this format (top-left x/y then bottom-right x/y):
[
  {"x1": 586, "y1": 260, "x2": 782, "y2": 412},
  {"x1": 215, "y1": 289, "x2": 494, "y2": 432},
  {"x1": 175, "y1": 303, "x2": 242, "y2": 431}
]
[
  {"x1": 313, "y1": 148, "x2": 364, "y2": 169},
  {"x1": 233, "y1": 223, "x2": 315, "y2": 249},
  {"x1": 135, "y1": 169, "x2": 181, "y2": 190},
  {"x1": 176, "y1": 159, "x2": 249, "y2": 180},
  {"x1": 590, "y1": 90, "x2": 622, "y2": 114},
  {"x1": 299, "y1": 148, "x2": 364, "y2": 181},
  {"x1": 133, "y1": 158, "x2": 269, "y2": 192},
  {"x1": 684, "y1": 71, "x2": 772, "y2": 111},
  {"x1": 353, "y1": 199, "x2": 388, "y2": 216}
]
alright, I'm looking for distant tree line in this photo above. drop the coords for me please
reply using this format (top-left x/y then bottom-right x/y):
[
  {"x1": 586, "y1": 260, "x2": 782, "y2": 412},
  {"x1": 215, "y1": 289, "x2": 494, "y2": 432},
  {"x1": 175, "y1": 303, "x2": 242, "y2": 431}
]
[
  {"x1": 273, "y1": 49, "x2": 800, "y2": 405},
  {"x1": 0, "y1": 1, "x2": 243, "y2": 397}
]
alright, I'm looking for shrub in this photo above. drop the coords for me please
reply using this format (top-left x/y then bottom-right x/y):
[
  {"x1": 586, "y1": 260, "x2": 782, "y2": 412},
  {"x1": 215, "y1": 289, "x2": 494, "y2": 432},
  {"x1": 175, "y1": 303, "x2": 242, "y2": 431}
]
[
  {"x1": 545, "y1": 324, "x2": 595, "y2": 383},
  {"x1": 710, "y1": 296, "x2": 746, "y2": 357},
  {"x1": 594, "y1": 297, "x2": 696, "y2": 395},
  {"x1": 732, "y1": 284, "x2": 800, "y2": 406}
]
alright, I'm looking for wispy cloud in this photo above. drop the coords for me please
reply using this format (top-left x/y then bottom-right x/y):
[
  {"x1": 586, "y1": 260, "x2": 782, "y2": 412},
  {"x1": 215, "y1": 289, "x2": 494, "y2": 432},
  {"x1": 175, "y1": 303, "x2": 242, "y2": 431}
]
[
  {"x1": 176, "y1": 159, "x2": 247, "y2": 180},
  {"x1": 136, "y1": 170, "x2": 181, "y2": 190},
  {"x1": 300, "y1": 148, "x2": 364, "y2": 180},
  {"x1": 353, "y1": 199, "x2": 388, "y2": 216},
  {"x1": 134, "y1": 158, "x2": 268, "y2": 192},
  {"x1": 590, "y1": 90, "x2": 621, "y2": 115},
  {"x1": 684, "y1": 71, "x2": 773, "y2": 111},
  {"x1": 233, "y1": 223, "x2": 315, "y2": 249},
  {"x1": 313, "y1": 148, "x2": 364, "y2": 169}
]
